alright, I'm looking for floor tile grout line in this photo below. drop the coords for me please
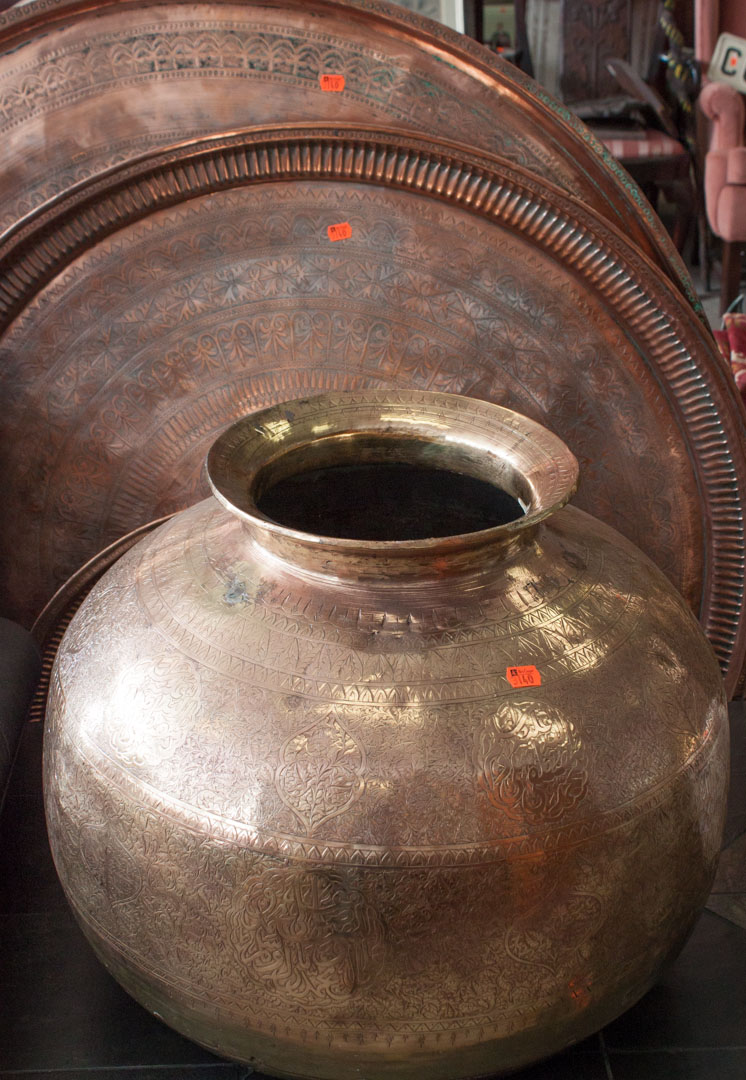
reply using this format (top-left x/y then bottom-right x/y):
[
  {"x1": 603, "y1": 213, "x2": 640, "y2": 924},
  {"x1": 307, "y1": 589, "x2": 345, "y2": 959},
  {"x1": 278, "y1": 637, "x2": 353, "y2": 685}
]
[
  {"x1": 699, "y1": 904, "x2": 746, "y2": 931},
  {"x1": 599, "y1": 1031, "x2": 615, "y2": 1080},
  {"x1": 716, "y1": 835, "x2": 746, "y2": 854}
]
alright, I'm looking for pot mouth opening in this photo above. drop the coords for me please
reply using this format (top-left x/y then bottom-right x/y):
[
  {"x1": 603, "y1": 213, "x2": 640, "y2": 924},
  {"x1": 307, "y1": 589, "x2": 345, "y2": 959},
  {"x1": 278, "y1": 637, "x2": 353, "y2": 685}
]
[
  {"x1": 254, "y1": 438, "x2": 526, "y2": 541},
  {"x1": 206, "y1": 391, "x2": 579, "y2": 565}
]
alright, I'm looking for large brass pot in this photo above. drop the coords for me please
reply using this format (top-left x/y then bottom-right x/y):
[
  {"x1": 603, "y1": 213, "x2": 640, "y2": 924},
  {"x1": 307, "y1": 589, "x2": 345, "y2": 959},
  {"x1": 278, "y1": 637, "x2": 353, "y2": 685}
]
[{"x1": 44, "y1": 391, "x2": 728, "y2": 1079}]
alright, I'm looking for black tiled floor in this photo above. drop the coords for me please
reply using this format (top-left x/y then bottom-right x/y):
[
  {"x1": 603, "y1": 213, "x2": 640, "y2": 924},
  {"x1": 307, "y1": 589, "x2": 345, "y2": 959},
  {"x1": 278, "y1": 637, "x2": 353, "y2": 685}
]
[
  {"x1": 602, "y1": 909, "x2": 746, "y2": 1051},
  {"x1": 499, "y1": 1048, "x2": 610, "y2": 1079},
  {"x1": 0, "y1": 907, "x2": 226, "y2": 1072},
  {"x1": 0, "y1": 794, "x2": 67, "y2": 914},
  {"x1": 0, "y1": 1072, "x2": 245, "y2": 1079},
  {"x1": 1, "y1": 701, "x2": 744, "y2": 1079},
  {"x1": 723, "y1": 700, "x2": 746, "y2": 847},
  {"x1": 608, "y1": 1050, "x2": 746, "y2": 1079},
  {"x1": 4, "y1": 719, "x2": 42, "y2": 801}
]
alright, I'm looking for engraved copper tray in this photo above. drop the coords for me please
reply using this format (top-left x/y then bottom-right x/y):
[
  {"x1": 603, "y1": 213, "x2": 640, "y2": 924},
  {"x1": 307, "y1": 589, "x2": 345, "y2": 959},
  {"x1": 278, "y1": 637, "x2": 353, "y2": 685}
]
[
  {"x1": 1, "y1": 127, "x2": 744, "y2": 694},
  {"x1": 0, "y1": 0, "x2": 697, "y2": 312}
]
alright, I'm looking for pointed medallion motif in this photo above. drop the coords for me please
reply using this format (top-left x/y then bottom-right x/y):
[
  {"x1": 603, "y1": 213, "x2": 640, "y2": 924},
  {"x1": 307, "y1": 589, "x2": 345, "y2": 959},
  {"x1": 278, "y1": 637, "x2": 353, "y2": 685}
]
[{"x1": 275, "y1": 713, "x2": 366, "y2": 833}]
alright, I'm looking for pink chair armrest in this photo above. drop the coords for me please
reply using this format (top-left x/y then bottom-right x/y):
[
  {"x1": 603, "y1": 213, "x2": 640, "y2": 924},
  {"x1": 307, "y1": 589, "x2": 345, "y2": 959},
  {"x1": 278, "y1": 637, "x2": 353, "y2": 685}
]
[{"x1": 700, "y1": 81, "x2": 746, "y2": 151}]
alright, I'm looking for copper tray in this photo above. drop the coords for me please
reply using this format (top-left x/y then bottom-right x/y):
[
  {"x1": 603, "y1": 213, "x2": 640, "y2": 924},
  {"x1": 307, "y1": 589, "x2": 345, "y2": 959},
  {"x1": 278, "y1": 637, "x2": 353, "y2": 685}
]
[
  {"x1": 1, "y1": 126, "x2": 744, "y2": 694},
  {"x1": 0, "y1": 0, "x2": 698, "y2": 313}
]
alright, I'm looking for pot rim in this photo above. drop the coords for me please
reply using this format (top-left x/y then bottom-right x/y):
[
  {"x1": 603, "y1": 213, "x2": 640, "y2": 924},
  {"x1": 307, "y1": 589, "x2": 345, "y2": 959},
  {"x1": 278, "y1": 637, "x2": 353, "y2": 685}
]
[{"x1": 206, "y1": 391, "x2": 579, "y2": 568}]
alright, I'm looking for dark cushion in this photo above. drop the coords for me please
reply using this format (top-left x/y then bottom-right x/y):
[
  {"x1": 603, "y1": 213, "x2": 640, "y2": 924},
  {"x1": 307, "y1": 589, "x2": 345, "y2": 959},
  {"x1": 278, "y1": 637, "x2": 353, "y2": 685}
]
[{"x1": 0, "y1": 618, "x2": 41, "y2": 810}]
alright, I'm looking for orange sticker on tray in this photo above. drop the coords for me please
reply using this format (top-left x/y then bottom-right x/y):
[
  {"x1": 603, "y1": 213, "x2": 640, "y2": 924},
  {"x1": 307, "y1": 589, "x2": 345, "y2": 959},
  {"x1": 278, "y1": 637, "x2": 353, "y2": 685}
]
[
  {"x1": 320, "y1": 74, "x2": 346, "y2": 92},
  {"x1": 327, "y1": 222, "x2": 352, "y2": 241},
  {"x1": 506, "y1": 665, "x2": 542, "y2": 688}
]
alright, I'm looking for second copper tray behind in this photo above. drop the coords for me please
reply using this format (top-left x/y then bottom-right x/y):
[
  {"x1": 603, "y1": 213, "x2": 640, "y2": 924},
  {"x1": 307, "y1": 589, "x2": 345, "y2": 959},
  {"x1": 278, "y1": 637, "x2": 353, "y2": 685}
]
[{"x1": 0, "y1": 128, "x2": 743, "y2": 692}]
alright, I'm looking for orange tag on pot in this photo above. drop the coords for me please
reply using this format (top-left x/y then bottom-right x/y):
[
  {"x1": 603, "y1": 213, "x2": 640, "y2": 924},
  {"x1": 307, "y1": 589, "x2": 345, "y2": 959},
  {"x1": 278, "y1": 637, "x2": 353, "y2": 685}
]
[
  {"x1": 506, "y1": 665, "x2": 541, "y2": 688},
  {"x1": 327, "y1": 222, "x2": 352, "y2": 241},
  {"x1": 320, "y1": 74, "x2": 345, "y2": 92}
]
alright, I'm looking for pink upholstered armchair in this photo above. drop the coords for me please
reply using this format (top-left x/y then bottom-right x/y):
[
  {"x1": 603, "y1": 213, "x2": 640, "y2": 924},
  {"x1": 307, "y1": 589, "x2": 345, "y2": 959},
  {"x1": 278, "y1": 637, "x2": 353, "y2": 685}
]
[{"x1": 697, "y1": 0, "x2": 746, "y2": 310}]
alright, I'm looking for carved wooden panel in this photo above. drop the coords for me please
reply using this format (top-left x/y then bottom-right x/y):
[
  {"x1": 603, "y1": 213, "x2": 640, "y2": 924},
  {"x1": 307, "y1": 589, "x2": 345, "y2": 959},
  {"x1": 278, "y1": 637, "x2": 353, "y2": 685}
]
[{"x1": 561, "y1": 0, "x2": 631, "y2": 102}]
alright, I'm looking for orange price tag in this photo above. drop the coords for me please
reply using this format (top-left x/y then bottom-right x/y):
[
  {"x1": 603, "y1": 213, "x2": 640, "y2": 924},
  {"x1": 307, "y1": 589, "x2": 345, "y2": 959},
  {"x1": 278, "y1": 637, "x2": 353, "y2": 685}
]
[
  {"x1": 327, "y1": 222, "x2": 352, "y2": 241},
  {"x1": 320, "y1": 74, "x2": 346, "y2": 92},
  {"x1": 506, "y1": 665, "x2": 542, "y2": 688}
]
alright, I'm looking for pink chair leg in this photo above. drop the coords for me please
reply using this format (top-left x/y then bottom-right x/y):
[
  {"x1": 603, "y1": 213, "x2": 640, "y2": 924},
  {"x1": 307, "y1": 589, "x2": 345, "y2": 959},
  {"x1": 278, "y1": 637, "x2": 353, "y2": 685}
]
[{"x1": 721, "y1": 240, "x2": 744, "y2": 314}]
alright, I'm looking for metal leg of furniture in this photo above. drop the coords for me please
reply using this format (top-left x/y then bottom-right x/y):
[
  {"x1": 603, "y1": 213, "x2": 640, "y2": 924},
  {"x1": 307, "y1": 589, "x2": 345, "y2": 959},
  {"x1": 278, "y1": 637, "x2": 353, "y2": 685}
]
[{"x1": 721, "y1": 240, "x2": 744, "y2": 315}]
